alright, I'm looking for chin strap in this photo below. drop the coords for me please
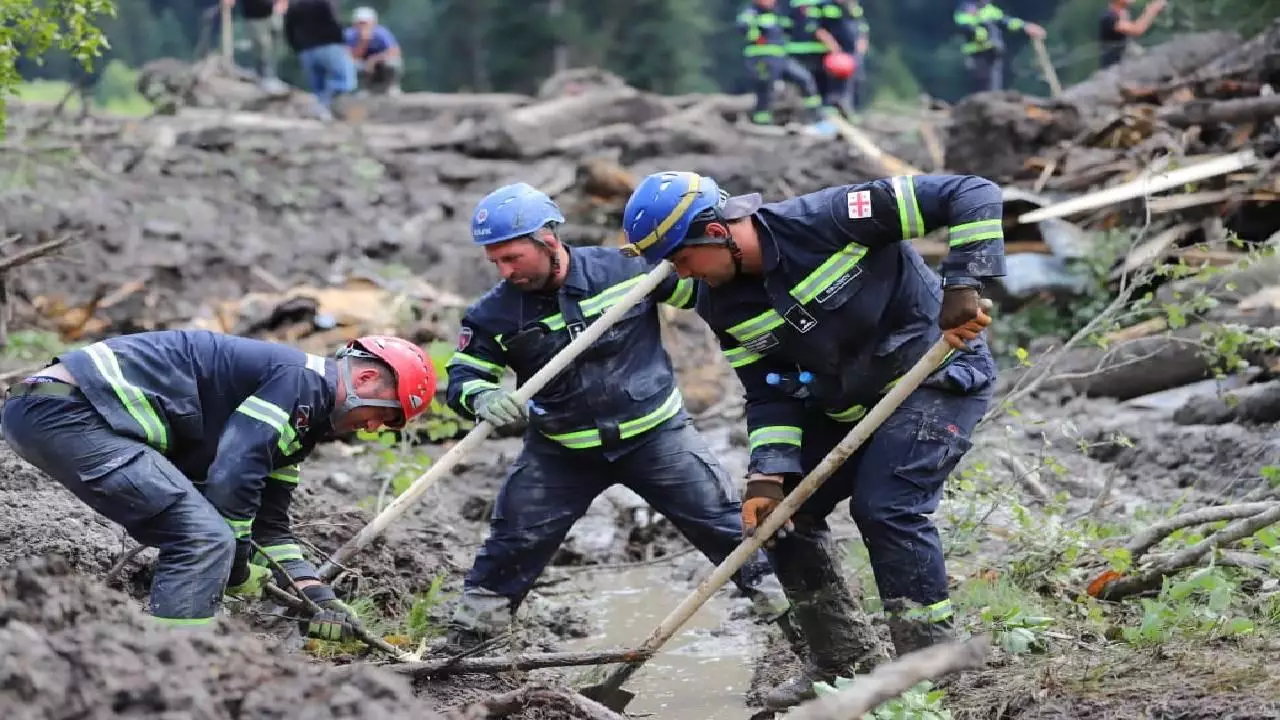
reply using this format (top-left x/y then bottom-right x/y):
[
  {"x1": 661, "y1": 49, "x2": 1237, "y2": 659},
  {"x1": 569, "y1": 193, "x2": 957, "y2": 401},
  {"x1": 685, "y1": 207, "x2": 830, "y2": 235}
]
[{"x1": 335, "y1": 349, "x2": 401, "y2": 415}]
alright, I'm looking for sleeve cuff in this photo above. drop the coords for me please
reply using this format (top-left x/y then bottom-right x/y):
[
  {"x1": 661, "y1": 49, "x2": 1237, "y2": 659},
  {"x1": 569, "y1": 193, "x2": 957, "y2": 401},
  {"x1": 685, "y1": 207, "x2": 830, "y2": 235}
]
[
  {"x1": 943, "y1": 276, "x2": 984, "y2": 290},
  {"x1": 749, "y1": 447, "x2": 804, "y2": 477}
]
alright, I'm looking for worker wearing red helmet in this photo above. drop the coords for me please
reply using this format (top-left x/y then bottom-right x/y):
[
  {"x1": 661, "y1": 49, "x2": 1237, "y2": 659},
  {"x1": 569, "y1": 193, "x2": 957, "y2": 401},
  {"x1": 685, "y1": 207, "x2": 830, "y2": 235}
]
[
  {"x1": 1, "y1": 329, "x2": 435, "y2": 637},
  {"x1": 785, "y1": 0, "x2": 856, "y2": 114}
]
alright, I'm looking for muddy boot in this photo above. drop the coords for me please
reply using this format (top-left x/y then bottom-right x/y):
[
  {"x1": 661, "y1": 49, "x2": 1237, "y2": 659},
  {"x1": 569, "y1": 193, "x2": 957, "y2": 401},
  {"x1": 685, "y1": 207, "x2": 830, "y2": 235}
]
[
  {"x1": 443, "y1": 587, "x2": 512, "y2": 654},
  {"x1": 884, "y1": 598, "x2": 956, "y2": 658},
  {"x1": 745, "y1": 572, "x2": 791, "y2": 621},
  {"x1": 763, "y1": 586, "x2": 885, "y2": 710}
]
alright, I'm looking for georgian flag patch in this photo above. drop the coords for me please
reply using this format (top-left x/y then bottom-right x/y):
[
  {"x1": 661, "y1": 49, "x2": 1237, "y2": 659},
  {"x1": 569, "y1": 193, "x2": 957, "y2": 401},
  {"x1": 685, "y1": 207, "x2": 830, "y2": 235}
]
[{"x1": 847, "y1": 190, "x2": 872, "y2": 219}]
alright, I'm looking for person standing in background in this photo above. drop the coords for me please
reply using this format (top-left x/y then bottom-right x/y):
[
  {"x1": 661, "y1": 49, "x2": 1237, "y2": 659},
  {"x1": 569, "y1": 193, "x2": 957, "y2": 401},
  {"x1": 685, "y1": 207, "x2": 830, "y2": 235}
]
[
  {"x1": 837, "y1": 0, "x2": 869, "y2": 114},
  {"x1": 954, "y1": 0, "x2": 1045, "y2": 94},
  {"x1": 221, "y1": 0, "x2": 289, "y2": 93},
  {"x1": 282, "y1": 0, "x2": 357, "y2": 120},
  {"x1": 1099, "y1": 0, "x2": 1167, "y2": 69}
]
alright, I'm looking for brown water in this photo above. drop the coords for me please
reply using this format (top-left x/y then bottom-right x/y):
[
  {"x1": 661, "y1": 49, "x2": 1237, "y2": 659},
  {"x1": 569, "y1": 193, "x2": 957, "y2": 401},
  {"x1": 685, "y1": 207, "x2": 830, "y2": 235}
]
[{"x1": 564, "y1": 563, "x2": 761, "y2": 720}]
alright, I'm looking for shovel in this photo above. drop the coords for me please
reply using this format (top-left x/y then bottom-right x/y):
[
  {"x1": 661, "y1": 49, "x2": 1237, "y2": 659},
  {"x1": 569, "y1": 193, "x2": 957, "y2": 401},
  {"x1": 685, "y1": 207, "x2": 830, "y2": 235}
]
[
  {"x1": 580, "y1": 309, "x2": 988, "y2": 712},
  {"x1": 317, "y1": 261, "x2": 675, "y2": 582}
]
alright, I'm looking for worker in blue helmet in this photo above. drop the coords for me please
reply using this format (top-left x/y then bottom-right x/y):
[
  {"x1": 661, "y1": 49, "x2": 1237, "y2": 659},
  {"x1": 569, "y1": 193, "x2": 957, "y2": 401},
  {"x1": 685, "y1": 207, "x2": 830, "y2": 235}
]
[
  {"x1": 621, "y1": 170, "x2": 1006, "y2": 709},
  {"x1": 442, "y1": 181, "x2": 790, "y2": 650}
]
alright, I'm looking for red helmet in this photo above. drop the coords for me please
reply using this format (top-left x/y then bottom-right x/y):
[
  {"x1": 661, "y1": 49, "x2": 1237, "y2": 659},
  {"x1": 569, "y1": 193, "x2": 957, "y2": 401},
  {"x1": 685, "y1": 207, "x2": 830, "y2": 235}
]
[
  {"x1": 336, "y1": 335, "x2": 437, "y2": 428},
  {"x1": 824, "y1": 52, "x2": 857, "y2": 80}
]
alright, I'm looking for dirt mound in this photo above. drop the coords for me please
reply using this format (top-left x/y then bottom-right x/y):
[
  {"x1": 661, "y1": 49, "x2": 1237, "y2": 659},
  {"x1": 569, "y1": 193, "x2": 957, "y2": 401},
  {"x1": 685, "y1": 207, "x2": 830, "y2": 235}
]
[
  {"x1": 0, "y1": 446, "x2": 127, "y2": 578},
  {"x1": 0, "y1": 555, "x2": 453, "y2": 720}
]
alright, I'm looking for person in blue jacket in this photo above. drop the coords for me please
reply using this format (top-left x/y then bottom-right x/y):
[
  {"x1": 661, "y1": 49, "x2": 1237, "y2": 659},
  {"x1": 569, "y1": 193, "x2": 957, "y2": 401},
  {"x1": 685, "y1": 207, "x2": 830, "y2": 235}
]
[
  {"x1": 442, "y1": 182, "x2": 790, "y2": 648},
  {"x1": 619, "y1": 170, "x2": 1004, "y2": 709},
  {"x1": 2, "y1": 331, "x2": 437, "y2": 637}
]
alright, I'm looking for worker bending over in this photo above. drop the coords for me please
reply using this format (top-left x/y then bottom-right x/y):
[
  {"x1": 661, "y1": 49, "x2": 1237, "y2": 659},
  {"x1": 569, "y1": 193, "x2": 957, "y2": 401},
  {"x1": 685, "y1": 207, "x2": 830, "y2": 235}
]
[
  {"x1": 620, "y1": 170, "x2": 1005, "y2": 709},
  {"x1": 443, "y1": 182, "x2": 789, "y2": 649},
  {"x1": 2, "y1": 330, "x2": 436, "y2": 637}
]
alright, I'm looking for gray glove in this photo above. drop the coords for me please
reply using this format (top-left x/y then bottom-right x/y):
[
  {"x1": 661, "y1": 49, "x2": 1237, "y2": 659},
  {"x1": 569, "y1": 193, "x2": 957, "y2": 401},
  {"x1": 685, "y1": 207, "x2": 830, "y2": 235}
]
[{"x1": 475, "y1": 390, "x2": 526, "y2": 429}]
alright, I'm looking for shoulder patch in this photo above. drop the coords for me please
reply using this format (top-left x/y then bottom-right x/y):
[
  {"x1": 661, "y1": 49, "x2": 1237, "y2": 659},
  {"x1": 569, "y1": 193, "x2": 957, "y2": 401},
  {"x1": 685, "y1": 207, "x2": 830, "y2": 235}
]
[
  {"x1": 846, "y1": 190, "x2": 872, "y2": 220},
  {"x1": 457, "y1": 326, "x2": 473, "y2": 352},
  {"x1": 293, "y1": 404, "x2": 312, "y2": 432}
]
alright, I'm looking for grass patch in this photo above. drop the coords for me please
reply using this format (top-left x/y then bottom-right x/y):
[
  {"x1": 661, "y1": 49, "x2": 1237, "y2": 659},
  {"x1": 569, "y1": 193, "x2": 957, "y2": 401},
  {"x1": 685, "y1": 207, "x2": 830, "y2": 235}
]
[{"x1": 14, "y1": 60, "x2": 152, "y2": 117}]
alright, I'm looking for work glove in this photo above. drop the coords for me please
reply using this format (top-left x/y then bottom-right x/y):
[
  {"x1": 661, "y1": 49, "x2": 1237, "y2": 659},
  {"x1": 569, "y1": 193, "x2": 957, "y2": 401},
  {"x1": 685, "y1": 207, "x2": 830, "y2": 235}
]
[
  {"x1": 939, "y1": 286, "x2": 992, "y2": 351},
  {"x1": 475, "y1": 390, "x2": 527, "y2": 429},
  {"x1": 742, "y1": 475, "x2": 793, "y2": 547},
  {"x1": 225, "y1": 563, "x2": 270, "y2": 600},
  {"x1": 299, "y1": 584, "x2": 362, "y2": 642}
]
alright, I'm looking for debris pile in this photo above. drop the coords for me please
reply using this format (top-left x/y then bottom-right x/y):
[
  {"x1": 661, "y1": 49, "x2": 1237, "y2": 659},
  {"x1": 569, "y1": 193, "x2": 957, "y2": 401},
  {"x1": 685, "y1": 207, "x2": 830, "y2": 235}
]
[{"x1": 947, "y1": 22, "x2": 1280, "y2": 246}]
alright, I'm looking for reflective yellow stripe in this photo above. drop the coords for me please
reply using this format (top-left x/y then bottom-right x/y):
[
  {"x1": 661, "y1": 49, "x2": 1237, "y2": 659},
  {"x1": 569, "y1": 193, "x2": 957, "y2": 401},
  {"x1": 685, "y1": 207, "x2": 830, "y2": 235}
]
[
  {"x1": 723, "y1": 345, "x2": 763, "y2": 368},
  {"x1": 749, "y1": 425, "x2": 802, "y2": 451},
  {"x1": 460, "y1": 379, "x2": 501, "y2": 411},
  {"x1": 891, "y1": 176, "x2": 924, "y2": 239},
  {"x1": 727, "y1": 309, "x2": 785, "y2": 345},
  {"x1": 153, "y1": 616, "x2": 215, "y2": 627},
  {"x1": 253, "y1": 542, "x2": 305, "y2": 564},
  {"x1": 542, "y1": 275, "x2": 645, "y2": 331},
  {"x1": 789, "y1": 242, "x2": 869, "y2": 305},
  {"x1": 891, "y1": 598, "x2": 954, "y2": 623},
  {"x1": 544, "y1": 388, "x2": 684, "y2": 449},
  {"x1": 223, "y1": 516, "x2": 253, "y2": 539},
  {"x1": 268, "y1": 464, "x2": 300, "y2": 484},
  {"x1": 83, "y1": 342, "x2": 169, "y2": 452},
  {"x1": 625, "y1": 173, "x2": 703, "y2": 255},
  {"x1": 665, "y1": 277, "x2": 695, "y2": 308},
  {"x1": 826, "y1": 349, "x2": 958, "y2": 423},
  {"x1": 948, "y1": 219, "x2": 1002, "y2": 247},
  {"x1": 449, "y1": 352, "x2": 505, "y2": 378},
  {"x1": 235, "y1": 395, "x2": 300, "y2": 455}
]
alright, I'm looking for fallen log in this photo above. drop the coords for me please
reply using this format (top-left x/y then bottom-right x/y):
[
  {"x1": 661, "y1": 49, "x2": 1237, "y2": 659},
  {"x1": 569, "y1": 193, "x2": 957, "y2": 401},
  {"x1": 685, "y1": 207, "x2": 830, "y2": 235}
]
[
  {"x1": 1159, "y1": 94, "x2": 1280, "y2": 129},
  {"x1": 468, "y1": 89, "x2": 674, "y2": 158},
  {"x1": 1031, "y1": 306, "x2": 1277, "y2": 400},
  {"x1": 1058, "y1": 31, "x2": 1242, "y2": 109},
  {"x1": 787, "y1": 636, "x2": 991, "y2": 720},
  {"x1": 384, "y1": 648, "x2": 643, "y2": 678},
  {"x1": 1172, "y1": 378, "x2": 1280, "y2": 425},
  {"x1": 446, "y1": 685, "x2": 626, "y2": 720}
]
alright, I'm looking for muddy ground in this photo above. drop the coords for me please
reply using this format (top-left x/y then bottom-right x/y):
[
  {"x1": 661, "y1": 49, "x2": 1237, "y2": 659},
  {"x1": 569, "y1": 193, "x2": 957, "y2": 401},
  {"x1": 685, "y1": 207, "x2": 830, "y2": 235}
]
[{"x1": 3, "y1": 63, "x2": 1280, "y2": 720}]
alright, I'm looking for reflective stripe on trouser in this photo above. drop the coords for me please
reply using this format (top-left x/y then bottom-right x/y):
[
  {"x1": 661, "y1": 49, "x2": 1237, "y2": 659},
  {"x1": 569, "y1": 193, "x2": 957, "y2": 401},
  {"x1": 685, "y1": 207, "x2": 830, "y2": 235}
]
[
  {"x1": 1, "y1": 393, "x2": 235, "y2": 624},
  {"x1": 463, "y1": 418, "x2": 778, "y2": 606}
]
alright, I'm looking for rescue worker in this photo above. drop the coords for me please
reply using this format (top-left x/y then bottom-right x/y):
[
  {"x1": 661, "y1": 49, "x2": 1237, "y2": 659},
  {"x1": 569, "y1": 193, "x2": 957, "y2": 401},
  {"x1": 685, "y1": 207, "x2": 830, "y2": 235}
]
[
  {"x1": 1, "y1": 330, "x2": 436, "y2": 636},
  {"x1": 1099, "y1": 0, "x2": 1167, "y2": 69},
  {"x1": 442, "y1": 182, "x2": 789, "y2": 648},
  {"x1": 737, "y1": 0, "x2": 824, "y2": 128},
  {"x1": 786, "y1": 0, "x2": 850, "y2": 114},
  {"x1": 838, "y1": 1, "x2": 870, "y2": 114},
  {"x1": 954, "y1": 0, "x2": 1045, "y2": 94},
  {"x1": 619, "y1": 171, "x2": 1005, "y2": 709}
]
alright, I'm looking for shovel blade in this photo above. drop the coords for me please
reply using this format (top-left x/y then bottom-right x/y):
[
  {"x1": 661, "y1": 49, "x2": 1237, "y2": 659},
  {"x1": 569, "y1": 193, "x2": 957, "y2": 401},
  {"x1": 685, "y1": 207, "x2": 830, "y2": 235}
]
[{"x1": 578, "y1": 684, "x2": 636, "y2": 712}]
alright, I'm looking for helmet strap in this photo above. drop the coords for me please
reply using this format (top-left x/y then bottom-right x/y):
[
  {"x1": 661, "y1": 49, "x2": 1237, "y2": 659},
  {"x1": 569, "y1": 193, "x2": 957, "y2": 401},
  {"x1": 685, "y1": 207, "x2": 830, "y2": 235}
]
[{"x1": 337, "y1": 355, "x2": 402, "y2": 416}]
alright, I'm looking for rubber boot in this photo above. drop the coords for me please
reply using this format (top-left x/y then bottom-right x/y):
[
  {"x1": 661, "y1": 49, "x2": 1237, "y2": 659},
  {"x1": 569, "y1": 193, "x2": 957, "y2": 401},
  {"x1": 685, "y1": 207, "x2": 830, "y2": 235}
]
[
  {"x1": 884, "y1": 598, "x2": 957, "y2": 658},
  {"x1": 763, "y1": 584, "x2": 885, "y2": 710},
  {"x1": 443, "y1": 587, "x2": 512, "y2": 653}
]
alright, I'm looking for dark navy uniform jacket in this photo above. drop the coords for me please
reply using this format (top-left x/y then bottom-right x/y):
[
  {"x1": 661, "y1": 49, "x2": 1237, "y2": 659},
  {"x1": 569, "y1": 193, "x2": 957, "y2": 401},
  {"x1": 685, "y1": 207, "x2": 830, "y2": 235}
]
[
  {"x1": 445, "y1": 245, "x2": 697, "y2": 459},
  {"x1": 694, "y1": 174, "x2": 1007, "y2": 477},
  {"x1": 58, "y1": 330, "x2": 335, "y2": 580}
]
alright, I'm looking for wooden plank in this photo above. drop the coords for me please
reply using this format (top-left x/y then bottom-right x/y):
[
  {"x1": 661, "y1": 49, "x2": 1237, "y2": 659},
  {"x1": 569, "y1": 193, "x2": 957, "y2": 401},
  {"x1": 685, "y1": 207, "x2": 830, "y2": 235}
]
[
  {"x1": 1018, "y1": 150, "x2": 1260, "y2": 224},
  {"x1": 828, "y1": 114, "x2": 923, "y2": 177},
  {"x1": 1146, "y1": 189, "x2": 1238, "y2": 213},
  {"x1": 1112, "y1": 222, "x2": 1196, "y2": 279}
]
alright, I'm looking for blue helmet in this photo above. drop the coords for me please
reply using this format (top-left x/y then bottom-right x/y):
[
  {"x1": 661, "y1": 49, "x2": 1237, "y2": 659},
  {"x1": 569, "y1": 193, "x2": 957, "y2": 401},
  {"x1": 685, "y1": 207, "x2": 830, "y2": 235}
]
[
  {"x1": 621, "y1": 171, "x2": 763, "y2": 265},
  {"x1": 471, "y1": 182, "x2": 565, "y2": 246},
  {"x1": 620, "y1": 172, "x2": 722, "y2": 265}
]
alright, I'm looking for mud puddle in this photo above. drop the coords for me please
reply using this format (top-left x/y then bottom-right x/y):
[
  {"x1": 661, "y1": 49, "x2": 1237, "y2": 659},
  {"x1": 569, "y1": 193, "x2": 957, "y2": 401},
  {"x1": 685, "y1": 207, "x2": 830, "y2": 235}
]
[{"x1": 560, "y1": 562, "x2": 760, "y2": 720}]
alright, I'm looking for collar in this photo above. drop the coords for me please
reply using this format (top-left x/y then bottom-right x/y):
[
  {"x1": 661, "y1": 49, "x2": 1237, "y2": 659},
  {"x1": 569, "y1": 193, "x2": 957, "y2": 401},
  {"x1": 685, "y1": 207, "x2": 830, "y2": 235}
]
[
  {"x1": 754, "y1": 215, "x2": 783, "y2": 274},
  {"x1": 559, "y1": 245, "x2": 590, "y2": 296}
]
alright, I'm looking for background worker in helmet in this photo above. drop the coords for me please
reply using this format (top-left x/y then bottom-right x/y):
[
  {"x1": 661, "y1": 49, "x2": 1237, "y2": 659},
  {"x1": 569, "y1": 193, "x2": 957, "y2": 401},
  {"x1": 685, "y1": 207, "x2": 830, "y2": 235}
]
[
  {"x1": 620, "y1": 171, "x2": 1005, "y2": 709},
  {"x1": 442, "y1": 182, "x2": 789, "y2": 649},
  {"x1": 737, "y1": 0, "x2": 825, "y2": 129},
  {"x1": 785, "y1": 0, "x2": 852, "y2": 117},
  {"x1": 836, "y1": 0, "x2": 870, "y2": 114},
  {"x1": 1, "y1": 330, "x2": 436, "y2": 637},
  {"x1": 954, "y1": 0, "x2": 1045, "y2": 94}
]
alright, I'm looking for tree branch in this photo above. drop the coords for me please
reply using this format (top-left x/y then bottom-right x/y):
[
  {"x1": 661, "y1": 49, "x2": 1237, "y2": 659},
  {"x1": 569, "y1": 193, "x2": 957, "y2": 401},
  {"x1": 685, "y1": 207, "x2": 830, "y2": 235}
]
[
  {"x1": 0, "y1": 234, "x2": 76, "y2": 273},
  {"x1": 1124, "y1": 502, "x2": 1277, "y2": 561},
  {"x1": 444, "y1": 685, "x2": 626, "y2": 720},
  {"x1": 786, "y1": 636, "x2": 991, "y2": 720},
  {"x1": 1096, "y1": 504, "x2": 1280, "y2": 600}
]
